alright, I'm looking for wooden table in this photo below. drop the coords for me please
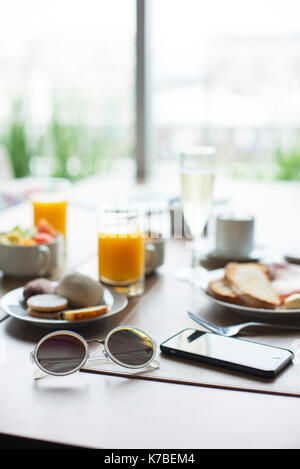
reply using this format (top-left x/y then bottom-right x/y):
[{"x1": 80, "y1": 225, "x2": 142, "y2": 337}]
[{"x1": 1, "y1": 180, "x2": 300, "y2": 449}]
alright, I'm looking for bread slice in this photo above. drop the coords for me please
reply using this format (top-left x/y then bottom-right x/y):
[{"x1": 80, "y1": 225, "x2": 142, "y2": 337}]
[
  {"x1": 27, "y1": 294, "x2": 68, "y2": 312},
  {"x1": 61, "y1": 305, "x2": 109, "y2": 321},
  {"x1": 27, "y1": 304, "x2": 109, "y2": 321},
  {"x1": 27, "y1": 307, "x2": 61, "y2": 319},
  {"x1": 207, "y1": 277, "x2": 239, "y2": 304},
  {"x1": 225, "y1": 262, "x2": 280, "y2": 309}
]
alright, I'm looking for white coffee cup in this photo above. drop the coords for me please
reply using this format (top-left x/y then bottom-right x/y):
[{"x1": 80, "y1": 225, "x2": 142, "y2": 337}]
[{"x1": 215, "y1": 214, "x2": 255, "y2": 257}]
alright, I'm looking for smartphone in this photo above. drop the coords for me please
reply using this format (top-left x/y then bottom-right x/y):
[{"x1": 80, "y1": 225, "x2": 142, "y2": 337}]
[{"x1": 160, "y1": 328, "x2": 294, "y2": 378}]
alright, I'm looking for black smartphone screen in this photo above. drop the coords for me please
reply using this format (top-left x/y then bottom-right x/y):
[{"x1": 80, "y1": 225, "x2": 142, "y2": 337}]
[{"x1": 160, "y1": 329, "x2": 294, "y2": 378}]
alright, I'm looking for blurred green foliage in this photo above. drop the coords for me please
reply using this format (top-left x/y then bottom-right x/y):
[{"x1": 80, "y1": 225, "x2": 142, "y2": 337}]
[
  {"x1": 223, "y1": 145, "x2": 300, "y2": 182},
  {"x1": 1, "y1": 99, "x2": 32, "y2": 178},
  {"x1": 1, "y1": 98, "x2": 132, "y2": 181},
  {"x1": 274, "y1": 146, "x2": 300, "y2": 181},
  {"x1": 226, "y1": 160, "x2": 276, "y2": 180},
  {"x1": 3, "y1": 97, "x2": 300, "y2": 183}
]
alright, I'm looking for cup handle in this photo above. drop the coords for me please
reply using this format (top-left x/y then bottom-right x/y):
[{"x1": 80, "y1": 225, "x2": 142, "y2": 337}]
[
  {"x1": 145, "y1": 243, "x2": 156, "y2": 269},
  {"x1": 37, "y1": 245, "x2": 51, "y2": 276}
]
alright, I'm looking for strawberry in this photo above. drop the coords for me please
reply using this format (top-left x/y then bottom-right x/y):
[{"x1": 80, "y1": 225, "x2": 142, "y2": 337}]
[
  {"x1": 34, "y1": 233, "x2": 54, "y2": 244},
  {"x1": 37, "y1": 219, "x2": 57, "y2": 238}
]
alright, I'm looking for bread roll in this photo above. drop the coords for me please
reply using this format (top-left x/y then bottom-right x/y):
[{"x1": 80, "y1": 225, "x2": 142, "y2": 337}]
[{"x1": 55, "y1": 272, "x2": 104, "y2": 308}]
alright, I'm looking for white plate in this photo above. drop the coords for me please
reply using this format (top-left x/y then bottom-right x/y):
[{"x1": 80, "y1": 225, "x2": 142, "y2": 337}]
[
  {"x1": 199, "y1": 268, "x2": 300, "y2": 319},
  {"x1": 0, "y1": 284, "x2": 128, "y2": 326}
]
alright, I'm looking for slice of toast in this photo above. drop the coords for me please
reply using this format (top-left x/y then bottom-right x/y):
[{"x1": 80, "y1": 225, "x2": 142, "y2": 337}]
[
  {"x1": 225, "y1": 262, "x2": 280, "y2": 309},
  {"x1": 206, "y1": 277, "x2": 239, "y2": 304}
]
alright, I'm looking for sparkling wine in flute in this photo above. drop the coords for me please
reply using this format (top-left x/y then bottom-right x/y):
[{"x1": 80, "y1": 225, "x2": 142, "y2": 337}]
[
  {"x1": 177, "y1": 145, "x2": 216, "y2": 281},
  {"x1": 180, "y1": 168, "x2": 215, "y2": 237}
]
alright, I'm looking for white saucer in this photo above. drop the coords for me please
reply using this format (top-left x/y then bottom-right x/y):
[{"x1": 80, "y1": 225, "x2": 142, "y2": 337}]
[{"x1": 206, "y1": 246, "x2": 266, "y2": 262}]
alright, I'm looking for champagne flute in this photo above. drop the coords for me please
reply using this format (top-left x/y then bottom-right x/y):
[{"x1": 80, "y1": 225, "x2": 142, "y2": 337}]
[{"x1": 177, "y1": 146, "x2": 216, "y2": 283}]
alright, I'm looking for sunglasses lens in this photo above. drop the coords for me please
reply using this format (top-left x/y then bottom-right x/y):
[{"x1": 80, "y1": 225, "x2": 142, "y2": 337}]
[
  {"x1": 107, "y1": 328, "x2": 154, "y2": 367},
  {"x1": 36, "y1": 333, "x2": 87, "y2": 375}
]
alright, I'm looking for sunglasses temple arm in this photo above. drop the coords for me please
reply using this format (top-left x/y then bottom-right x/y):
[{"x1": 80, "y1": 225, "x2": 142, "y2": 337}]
[
  {"x1": 150, "y1": 360, "x2": 160, "y2": 369},
  {"x1": 145, "y1": 359, "x2": 160, "y2": 372},
  {"x1": 129, "y1": 360, "x2": 160, "y2": 375},
  {"x1": 30, "y1": 350, "x2": 46, "y2": 380},
  {"x1": 33, "y1": 369, "x2": 46, "y2": 380}
]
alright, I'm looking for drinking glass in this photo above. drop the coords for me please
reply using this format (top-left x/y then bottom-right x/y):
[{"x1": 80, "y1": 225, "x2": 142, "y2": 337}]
[
  {"x1": 29, "y1": 178, "x2": 71, "y2": 238},
  {"x1": 177, "y1": 146, "x2": 216, "y2": 282},
  {"x1": 98, "y1": 206, "x2": 145, "y2": 297}
]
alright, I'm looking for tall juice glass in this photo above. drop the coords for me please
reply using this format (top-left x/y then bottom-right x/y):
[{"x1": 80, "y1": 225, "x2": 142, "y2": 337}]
[
  {"x1": 98, "y1": 207, "x2": 145, "y2": 297},
  {"x1": 30, "y1": 178, "x2": 71, "y2": 238}
]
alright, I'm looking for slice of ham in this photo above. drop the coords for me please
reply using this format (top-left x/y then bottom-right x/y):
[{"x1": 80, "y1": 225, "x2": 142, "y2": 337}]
[{"x1": 270, "y1": 263, "x2": 300, "y2": 303}]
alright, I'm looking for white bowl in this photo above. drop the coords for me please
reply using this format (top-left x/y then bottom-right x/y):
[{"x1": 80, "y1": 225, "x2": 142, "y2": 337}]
[{"x1": 0, "y1": 234, "x2": 64, "y2": 277}]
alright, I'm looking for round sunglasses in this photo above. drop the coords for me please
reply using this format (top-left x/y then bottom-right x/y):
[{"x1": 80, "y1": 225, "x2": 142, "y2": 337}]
[{"x1": 30, "y1": 326, "x2": 158, "y2": 377}]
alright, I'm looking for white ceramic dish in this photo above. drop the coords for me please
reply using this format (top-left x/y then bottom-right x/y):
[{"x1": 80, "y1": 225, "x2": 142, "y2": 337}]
[
  {"x1": 199, "y1": 268, "x2": 300, "y2": 319},
  {"x1": 0, "y1": 284, "x2": 128, "y2": 326},
  {"x1": 0, "y1": 234, "x2": 64, "y2": 277}
]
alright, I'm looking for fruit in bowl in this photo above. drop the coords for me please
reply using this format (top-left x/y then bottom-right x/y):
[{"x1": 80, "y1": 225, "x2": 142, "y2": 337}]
[
  {"x1": 0, "y1": 219, "x2": 59, "y2": 246},
  {"x1": 0, "y1": 220, "x2": 63, "y2": 277}
]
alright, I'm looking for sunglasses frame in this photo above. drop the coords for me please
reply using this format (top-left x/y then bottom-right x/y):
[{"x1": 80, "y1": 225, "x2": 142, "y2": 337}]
[
  {"x1": 31, "y1": 326, "x2": 156, "y2": 377},
  {"x1": 104, "y1": 326, "x2": 156, "y2": 370}
]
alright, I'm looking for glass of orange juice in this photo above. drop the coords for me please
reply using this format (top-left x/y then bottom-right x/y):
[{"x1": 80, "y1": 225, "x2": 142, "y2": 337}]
[
  {"x1": 30, "y1": 178, "x2": 71, "y2": 238},
  {"x1": 98, "y1": 206, "x2": 145, "y2": 297}
]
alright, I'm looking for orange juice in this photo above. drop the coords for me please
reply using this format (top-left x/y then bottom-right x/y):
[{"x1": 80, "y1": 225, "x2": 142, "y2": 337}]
[
  {"x1": 98, "y1": 232, "x2": 144, "y2": 284},
  {"x1": 33, "y1": 200, "x2": 67, "y2": 237}
]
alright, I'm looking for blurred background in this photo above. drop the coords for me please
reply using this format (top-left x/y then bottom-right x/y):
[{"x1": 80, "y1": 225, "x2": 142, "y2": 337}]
[{"x1": 1, "y1": 0, "x2": 300, "y2": 208}]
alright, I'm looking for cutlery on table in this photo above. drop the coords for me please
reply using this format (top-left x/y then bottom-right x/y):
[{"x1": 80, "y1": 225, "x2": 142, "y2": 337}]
[
  {"x1": 0, "y1": 309, "x2": 8, "y2": 322},
  {"x1": 187, "y1": 311, "x2": 300, "y2": 337}
]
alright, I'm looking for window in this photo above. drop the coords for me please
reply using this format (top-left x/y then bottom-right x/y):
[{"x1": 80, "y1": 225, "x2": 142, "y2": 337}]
[
  {"x1": 2, "y1": 0, "x2": 300, "y2": 185},
  {"x1": 152, "y1": 0, "x2": 300, "y2": 181},
  {"x1": 0, "y1": 0, "x2": 135, "y2": 180}
]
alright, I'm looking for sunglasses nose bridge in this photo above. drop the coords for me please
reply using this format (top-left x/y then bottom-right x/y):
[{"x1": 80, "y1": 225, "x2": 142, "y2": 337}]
[
  {"x1": 87, "y1": 339, "x2": 105, "y2": 346},
  {"x1": 87, "y1": 339, "x2": 106, "y2": 356}
]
